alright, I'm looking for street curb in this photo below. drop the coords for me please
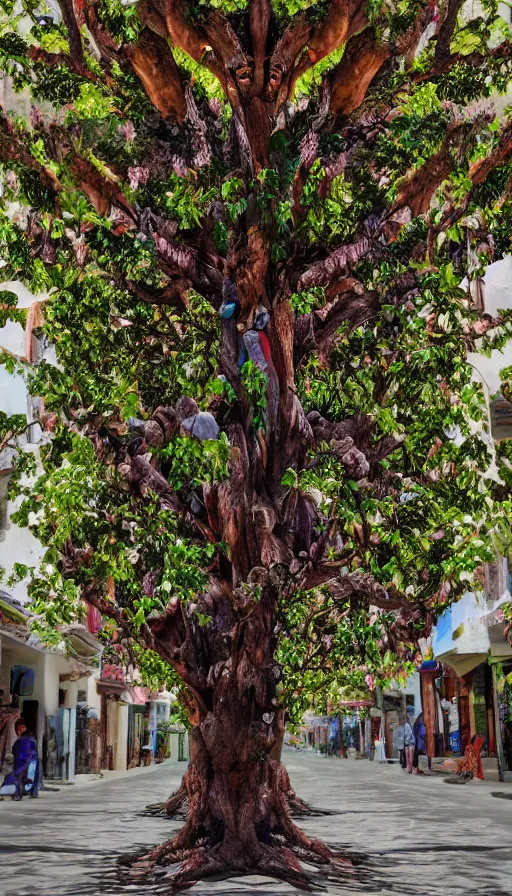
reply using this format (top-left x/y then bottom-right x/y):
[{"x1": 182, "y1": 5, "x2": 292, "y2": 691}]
[{"x1": 53, "y1": 759, "x2": 187, "y2": 789}]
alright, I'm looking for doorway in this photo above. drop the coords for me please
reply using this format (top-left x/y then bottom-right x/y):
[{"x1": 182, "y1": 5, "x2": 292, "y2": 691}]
[
  {"x1": 127, "y1": 705, "x2": 145, "y2": 769},
  {"x1": 19, "y1": 699, "x2": 38, "y2": 738}
]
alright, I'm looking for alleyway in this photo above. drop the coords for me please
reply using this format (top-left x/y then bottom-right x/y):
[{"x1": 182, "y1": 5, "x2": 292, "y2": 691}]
[{"x1": 1, "y1": 748, "x2": 511, "y2": 896}]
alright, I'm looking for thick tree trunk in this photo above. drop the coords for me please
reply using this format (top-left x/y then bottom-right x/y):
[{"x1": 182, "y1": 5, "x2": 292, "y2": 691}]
[
  {"x1": 127, "y1": 717, "x2": 353, "y2": 890},
  {"x1": 128, "y1": 649, "x2": 353, "y2": 889},
  {"x1": 144, "y1": 714, "x2": 335, "y2": 822}
]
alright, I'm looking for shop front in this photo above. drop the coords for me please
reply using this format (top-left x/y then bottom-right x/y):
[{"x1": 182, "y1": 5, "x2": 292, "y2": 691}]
[
  {"x1": 493, "y1": 660, "x2": 512, "y2": 778},
  {"x1": 431, "y1": 587, "x2": 512, "y2": 774},
  {"x1": 0, "y1": 595, "x2": 102, "y2": 782},
  {"x1": 339, "y1": 700, "x2": 374, "y2": 758}
]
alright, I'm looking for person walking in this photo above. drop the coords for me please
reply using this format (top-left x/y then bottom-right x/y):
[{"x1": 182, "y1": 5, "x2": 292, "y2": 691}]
[
  {"x1": 393, "y1": 720, "x2": 406, "y2": 769},
  {"x1": 413, "y1": 711, "x2": 426, "y2": 774},
  {"x1": 404, "y1": 711, "x2": 416, "y2": 774}
]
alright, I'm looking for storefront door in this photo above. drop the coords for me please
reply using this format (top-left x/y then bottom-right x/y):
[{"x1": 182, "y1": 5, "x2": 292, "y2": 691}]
[{"x1": 127, "y1": 705, "x2": 145, "y2": 769}]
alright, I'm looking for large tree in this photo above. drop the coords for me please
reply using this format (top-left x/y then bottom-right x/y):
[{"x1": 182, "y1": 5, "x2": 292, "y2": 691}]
[{"x1": 2, "y1": 0, "x2": 512, "y2": 889}]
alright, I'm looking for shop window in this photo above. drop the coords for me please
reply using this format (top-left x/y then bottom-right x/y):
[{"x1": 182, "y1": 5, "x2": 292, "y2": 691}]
[
  {"x1": 10, "y1": 665, "x2": 34, "y2": 698},
  {"x1": 490, "y1": 395, "x2": 512, "y2": 442}
]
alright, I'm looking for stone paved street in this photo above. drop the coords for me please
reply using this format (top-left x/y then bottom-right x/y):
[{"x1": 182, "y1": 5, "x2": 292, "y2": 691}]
[{"x1": 1, "y1": 748, "x2": 512, "y2": 896}]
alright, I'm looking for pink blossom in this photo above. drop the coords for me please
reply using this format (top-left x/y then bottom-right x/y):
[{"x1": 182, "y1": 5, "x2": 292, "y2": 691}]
[
  {"x1": 128, "y1": 166, "x2": 150, "y2": 190},
  {"x1": 171, "y1": 156, "x2": 188, "y2": 177},
  {"x1": 119, "y1": 121, "x2": 136, "y2": 141},
  {"x1": 365, "y1": 673, "x2": 376, "y2": 691}
]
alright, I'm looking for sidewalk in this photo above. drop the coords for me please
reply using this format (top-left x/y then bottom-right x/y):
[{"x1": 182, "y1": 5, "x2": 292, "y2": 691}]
[
  {"x1": 45, "y1": 757, "x2": 183, "y2": 789},
  {"x1": 294, "y1": 746, "x2": 512, "y2": 790}
]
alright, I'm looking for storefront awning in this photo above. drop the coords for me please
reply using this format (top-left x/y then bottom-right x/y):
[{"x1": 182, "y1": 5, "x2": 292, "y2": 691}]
[
  {"x1": 0, "y1": 594, "x2": 28, "y2": 625},
  {"x1": 434, "y1": 651, "x2": 488, "y2": 678},
  {"x1": 96, "y1": 678, "x2": 127, "y2": 696},
  {"x1": 120, "y1": 686, "x2": 150, "y2": 705},
  {"x1": 433, "y1": 590, "x2": 512, "y2": 675},
  {"x1": 59, "y1": 624, "x2": 103, "y2": 661}
]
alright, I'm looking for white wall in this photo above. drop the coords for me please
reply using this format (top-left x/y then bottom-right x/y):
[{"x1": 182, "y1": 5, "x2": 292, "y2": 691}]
[
  {"x1": 386, "y1": 672, "x2": 422, "y2": 717},
  {"x1": 0, "y1": 367, "x2": 28, "y2": 417},
  {"x1": 403, "y1": 672, "x2": 422, "y2": 715},
  {"x1": 85, "y1": 671, "x2": 102, "y2": 713},
  {"x1": 0, "y1": 637, "x2": 46, "y2": 752},
  {"x1": 467, "y1": 257, "x2": 512, "y2": 395},
  {"x1": 0, "y1": 471, "x2": 46, "y2": 605},
  {"x1": 44, "y1": 652, "x2": 69, "y2": 716},
  {"x1": 116, "y1": 704, "x2": 128, "y2": 771},
  {"x1": 0, "y1": 283, "x2": 55, "y2": 604}
]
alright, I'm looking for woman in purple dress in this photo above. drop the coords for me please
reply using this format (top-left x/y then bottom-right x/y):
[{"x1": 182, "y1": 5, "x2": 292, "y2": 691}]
[{"x1": 0, "y1": 718, "x2": 40, "y2": 800}]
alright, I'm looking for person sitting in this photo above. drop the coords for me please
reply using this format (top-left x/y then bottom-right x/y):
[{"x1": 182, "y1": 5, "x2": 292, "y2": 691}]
[
  {"x1": 456, "y1": 734, "x2": 485, "y2": 782},
  {"x1": 0, "y1": 719, "x2": 41, "y2": 800}
]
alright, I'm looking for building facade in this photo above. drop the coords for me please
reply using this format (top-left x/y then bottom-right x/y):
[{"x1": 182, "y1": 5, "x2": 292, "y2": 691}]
[{"x1": 0, "y1": 280, "x2": 179, "y2": 780}]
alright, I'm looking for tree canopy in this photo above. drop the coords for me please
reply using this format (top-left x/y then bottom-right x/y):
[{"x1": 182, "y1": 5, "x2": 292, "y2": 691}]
[{"x1": 1, "y1": 0, "x2": 512, "y2": 887}]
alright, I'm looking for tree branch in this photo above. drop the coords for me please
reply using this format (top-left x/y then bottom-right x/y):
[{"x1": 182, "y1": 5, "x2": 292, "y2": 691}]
[
  {"x1": 28, "y1": 46, "x2": 100, "y2": 82},
  {"x1": 386, "y1": 120, "x2": 469, "y2": 221},
  {"x1": 58, "y1": 0, "x2": 85, "y2": 67},
  {"x1": 330, "y1": 27, "x2": 389, "y2": 117},
  {"x1": 69, "y1": 155, "x2": 136, "y2": 220},
  {"x1": 0, "y1": 112, "x2": 62, "y2": 196},
  {"x1": 82, "y1": 580, "x2": 127, "y2": 629},
  {"x1": 330, "y1": 0, "x2": 440, "y2": 118},
  {"x1": 125, "y1": 28, "x2": 187, "y2": 122},
  {"x1": 467, "y1": 119, "x2": 512, "y2": 187},
  {"x1": 119, "y1": 452, "x2": 187, "y2": 514},
  {"x1": 267, "y1": 14, "x2": 312, "y2": 107},
  {"x1": 327, "y1": 572, "x2": 407, "y2": 610},
  {"x1": 298, "y1": 234, "x2": 374, "y2": 291},
  {"x1": 149, "y1": 0, "x2": 208, "y2": 63},
  {"x1": 294, "y1": 0, "x2": 368, "y2": 85},
  {"x1": 249, "y1": 0, "x2": 272, "y2": 95},
  {"x1": 434, "y1": 0, "x2": 464, "y2": 67},
  {"x1": 295, "y1": 279, "x2": 378, "y2": 365},
  {"x1": 80, "y1": 0, "x2": 121, "y2": 67}
]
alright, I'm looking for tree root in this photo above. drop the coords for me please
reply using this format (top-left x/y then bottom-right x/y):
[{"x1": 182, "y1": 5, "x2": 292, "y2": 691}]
[
  {"x1": 143, "y1": 784, "x2": 334, "y2": 821},
  {"x1": 141, "y1": 782, "x2": 188, "y2": 818},
  {"x1": 120, "y1": 841, "x2": 357, "y2": 893},
  {"x1": 124, "y1": 842, "x2": 330, "y2": 892},
  {"x1": 287, "y1": 787, "x2": 339, "y2": 818},
  {"x1": 119, "y1": 815, "x2": 361, "y2": 892},
  {"x1": 132, "y1": 760, "x2": 358, "y2": 890}
]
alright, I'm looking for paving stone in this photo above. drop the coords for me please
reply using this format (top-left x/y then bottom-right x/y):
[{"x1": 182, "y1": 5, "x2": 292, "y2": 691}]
[{"x1": 1, "y1": 749, "x2": 511, "y2": 896}]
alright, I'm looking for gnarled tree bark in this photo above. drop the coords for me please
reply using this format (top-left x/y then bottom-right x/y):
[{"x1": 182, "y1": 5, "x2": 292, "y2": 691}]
[{"x1": 8, "y1": 0, "x2": 503, "y2": 890}]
